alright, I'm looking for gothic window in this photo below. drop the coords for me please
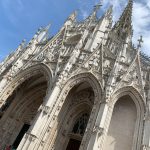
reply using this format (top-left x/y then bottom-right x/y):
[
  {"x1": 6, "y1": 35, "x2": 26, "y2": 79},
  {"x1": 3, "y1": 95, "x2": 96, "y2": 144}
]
[
  {"x1": 72, "y1": 113, "x2": 89, "y2": 136},
  {"x1": 66, "y1": 113, "x2": 90, "y2": 150}
]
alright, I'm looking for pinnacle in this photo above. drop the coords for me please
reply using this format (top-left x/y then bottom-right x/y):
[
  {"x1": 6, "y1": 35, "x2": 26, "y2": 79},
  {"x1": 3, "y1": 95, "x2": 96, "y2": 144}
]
[
  {"x1": 45, "y1": 23, "x2": 51, "y2": 31},
  {"x1": 88, "y1": 1, "x2": 102, "y2": 20},
  {"x1": 105, "y1": 5, "x2": 113, "y2": 17},
  {"x1": 68, "y1": 11, "x2": 77, "y2": 21},
  {"x1": 124, "y1": 0, "x2": 133, "y2": 16}
]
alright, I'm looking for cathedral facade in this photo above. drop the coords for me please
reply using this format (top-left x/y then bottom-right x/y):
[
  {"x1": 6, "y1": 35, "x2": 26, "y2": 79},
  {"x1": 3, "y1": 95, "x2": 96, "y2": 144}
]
[{"x1": 0, "y1": 0, "x2": 150, "y2": 149}]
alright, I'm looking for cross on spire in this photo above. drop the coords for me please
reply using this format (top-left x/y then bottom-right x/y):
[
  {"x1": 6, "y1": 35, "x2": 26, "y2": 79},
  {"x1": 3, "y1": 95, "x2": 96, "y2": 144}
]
[
  {"x1": 93, "y1": 3, "x2": 102, "y2": 13},
  {"x1": 137, "y1": 35, "x2": 143, "y2": 49}
]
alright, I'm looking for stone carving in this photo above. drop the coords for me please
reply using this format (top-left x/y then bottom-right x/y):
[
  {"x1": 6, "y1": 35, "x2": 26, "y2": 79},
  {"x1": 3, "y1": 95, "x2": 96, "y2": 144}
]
[
  {"x1": 93, "y1": 126, "x2": 104, "y2": 136},
  {"x1": 0, "y1": 1, "x2": 149, "y2": 150},
  {"x1": 72, "y1": 90, "x2": 94, "y2": 105}
]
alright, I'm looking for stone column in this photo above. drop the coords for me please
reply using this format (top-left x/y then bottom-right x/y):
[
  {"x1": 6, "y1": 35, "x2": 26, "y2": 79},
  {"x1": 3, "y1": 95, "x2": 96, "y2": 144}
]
[
  {"x1": 86, "y1": 102, "x2": 108, "y2": 150},
  {"x1": 0, "y1": 77, "x2": 7, "y2": 92},
  {"x1": 142, "y1": 119, "x2": 150, "y2": 149},
  {"x1": 17, "y1": 85, "x2": 61, "y2": 150},
  {"x1": 142, "y1": 90, "x2": 150, "y2": 149}
]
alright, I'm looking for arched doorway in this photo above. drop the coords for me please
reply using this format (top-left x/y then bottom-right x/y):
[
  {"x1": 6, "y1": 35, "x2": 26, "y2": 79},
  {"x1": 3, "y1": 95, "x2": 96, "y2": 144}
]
[
  {"x1": 104, "y1": 95, "x2": 141, "y2": 150},
  {"x1": 55, "y1": 82, "x2": 95, "y2": 150},
  {"x1": 47, "y1": 78, "x2": 101, "y2": 150},
  {"x1": 0, "y1": 72, "x2": 49, "y2": 149}
]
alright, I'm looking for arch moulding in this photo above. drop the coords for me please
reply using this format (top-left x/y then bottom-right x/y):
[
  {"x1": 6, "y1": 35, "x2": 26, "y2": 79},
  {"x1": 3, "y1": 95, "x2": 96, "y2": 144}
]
[
  {"x1": 0, "y1": 63, "x2": 52, "y2": 107},
  {"x1": 44, "y1": 72, "x2": 103, "y2": 150},
  {"x1": 102, "y1": 86, "x2": 146, "y2": 150},
  {"x1": 58, "y1": 72, "x2": 103, "y2": 103}
]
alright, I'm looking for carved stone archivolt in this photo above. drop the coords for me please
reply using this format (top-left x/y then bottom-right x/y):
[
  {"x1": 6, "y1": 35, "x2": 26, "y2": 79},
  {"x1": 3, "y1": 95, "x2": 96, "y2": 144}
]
[
  {"x1": 0, "y1": 1, "x2": 150, "y2": 149},
  {"x1": 0, "y1": 64, "x2": 52, "y2": 105}
]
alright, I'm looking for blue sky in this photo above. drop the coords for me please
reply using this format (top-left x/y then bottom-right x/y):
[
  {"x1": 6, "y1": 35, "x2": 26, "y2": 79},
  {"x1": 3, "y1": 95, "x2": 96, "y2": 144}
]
[{"x1": 0, "y1": 0, "x2": 150, "y2": 61}]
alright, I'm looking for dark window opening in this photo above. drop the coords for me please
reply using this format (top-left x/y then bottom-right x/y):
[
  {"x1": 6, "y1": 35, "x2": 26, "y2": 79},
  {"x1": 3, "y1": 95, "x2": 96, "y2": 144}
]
[
  {"x1": 72, "y1": 113, "x2": 89, "y2": 136},
  {"x1": 66, "y1": 139, "x2": 81, "y2": 150},
  {"x1": 66, "y1": 113, "x2": 89, "y2": 150},
  {"x1": 13, "y1": 124, "x2": 30, "y2": 149}
]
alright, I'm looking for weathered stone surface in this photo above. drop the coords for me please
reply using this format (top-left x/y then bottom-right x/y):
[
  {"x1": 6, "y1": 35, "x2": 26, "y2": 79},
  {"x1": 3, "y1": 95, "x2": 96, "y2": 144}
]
[{"x1": 0, "y1": 1, "x2": 149, "y2": 150}]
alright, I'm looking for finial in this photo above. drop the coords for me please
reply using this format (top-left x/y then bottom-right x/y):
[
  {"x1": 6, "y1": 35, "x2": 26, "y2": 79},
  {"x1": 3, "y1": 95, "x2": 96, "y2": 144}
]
[
  {"x1": 68, "y1": 11, "x2": 77, "y2": 21},
  {"x1": 46, "y1": 23, "x2": 51, "y2": 30},
  {"x1": 21, "y1": 39, "x2": 26, "y2": 45},
  {"x1": 129, "y1": 0, "x2": 133, "y2": 4},
  {"x1": 44, "y1": 23, "x2": 51, "y2": 32},
  {"x1": 38, "y1": 27, "x2": 43, "y2": 31},
  {"x1": 22, "y1": 39, "x2": 26, "y2": 43},
  {"x1": 137, "y1": 35, "x2": 143, "y2": 49},
  {"x1": 19, "y1": 39, "x2": 26, "y2": 47},
  {"x1": 17, "y1": 39, "x2": 26, "y2": 51},
  {"x1": 86, "y1": 2, "x2": 102, "y2": 21}
]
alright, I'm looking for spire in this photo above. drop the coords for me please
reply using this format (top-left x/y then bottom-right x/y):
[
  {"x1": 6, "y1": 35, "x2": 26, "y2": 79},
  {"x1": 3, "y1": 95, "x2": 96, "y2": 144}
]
[
  {"x1": 20, "y1": 39, "x2": 26, "y2": 49},
  {"x1": 113, "y1": 0, "x2": 133, "y2": 39}
]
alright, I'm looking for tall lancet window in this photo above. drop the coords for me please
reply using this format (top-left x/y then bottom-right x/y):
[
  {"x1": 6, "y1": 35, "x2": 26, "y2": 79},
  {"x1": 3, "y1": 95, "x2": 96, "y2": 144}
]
[
  {"x1": 66, "y1": 113, "x2": 89, "y2": 150},
  {"x1": 72, "y1": 113, "x2": 89, "y2": 136}
]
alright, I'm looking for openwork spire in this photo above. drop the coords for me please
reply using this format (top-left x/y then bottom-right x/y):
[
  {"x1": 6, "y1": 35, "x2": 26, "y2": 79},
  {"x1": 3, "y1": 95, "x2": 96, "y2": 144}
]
[
  {"x1": 105, "y1": 5, "x2": 113, "y2": 17},
  {"x1": 105, "y1": 5, "x2": 113, "y2": 21},
  {"x1": 113, "y1": 0, "x2": 133, "y2": 39}
]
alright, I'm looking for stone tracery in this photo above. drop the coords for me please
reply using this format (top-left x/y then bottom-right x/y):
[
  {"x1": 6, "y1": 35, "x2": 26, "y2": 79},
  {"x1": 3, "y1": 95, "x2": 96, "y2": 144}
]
[{"x1": 0, "y1": 0, "x2": 150, "y2": 149}]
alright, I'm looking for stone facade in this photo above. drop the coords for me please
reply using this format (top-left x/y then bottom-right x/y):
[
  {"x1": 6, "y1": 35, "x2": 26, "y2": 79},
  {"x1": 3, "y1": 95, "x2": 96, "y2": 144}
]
[{"x1": 0, "y1": 0, "x2": 150, "y2": 149}]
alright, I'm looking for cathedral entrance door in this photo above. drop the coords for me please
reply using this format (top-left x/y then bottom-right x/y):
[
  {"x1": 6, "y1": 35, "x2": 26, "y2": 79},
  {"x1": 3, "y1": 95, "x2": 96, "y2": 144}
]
[
  {"x1": 0, "y1": 73, "x2": 49, "y2": 149},
  {"x1": 12, "y1": 124, "x2": 30, "y2": 149},
  {"x1": 66, "y1": 139, "x2": 81, "y2": 150}
]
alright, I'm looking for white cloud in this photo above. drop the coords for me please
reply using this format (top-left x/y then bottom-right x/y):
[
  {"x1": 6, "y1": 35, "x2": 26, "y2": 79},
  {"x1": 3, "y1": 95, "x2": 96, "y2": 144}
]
[
  {"x1": 132, "y1": 1, "x2": 150, "y2": 55},
  {"x1": 77, "y1": 0, "x2": 100, "y2": 19},
  {"x1": 81, "y1": 9, "x2": 89, "y2": 19}
]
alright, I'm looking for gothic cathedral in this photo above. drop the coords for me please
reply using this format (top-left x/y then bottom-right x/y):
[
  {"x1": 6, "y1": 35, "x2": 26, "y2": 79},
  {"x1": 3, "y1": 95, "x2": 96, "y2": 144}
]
[{"x1": 0, "y1": 0, "x2": 150, "y2": 150}]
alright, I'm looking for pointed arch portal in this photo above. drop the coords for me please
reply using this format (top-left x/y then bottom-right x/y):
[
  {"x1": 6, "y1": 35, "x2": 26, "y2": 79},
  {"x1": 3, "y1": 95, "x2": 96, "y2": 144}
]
[
  {"x1": 0, "y1": 66, "x2": 50, "y2": 150},
  {"x1": 54, "y1": 82, "x2": 95, "y2": 150},
  {"x1": 104, "y1": 95, "x2": 137, "y2": 150},
  {"x1": 46, "y1": 73, "x2": 102, "y2": 150}
]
